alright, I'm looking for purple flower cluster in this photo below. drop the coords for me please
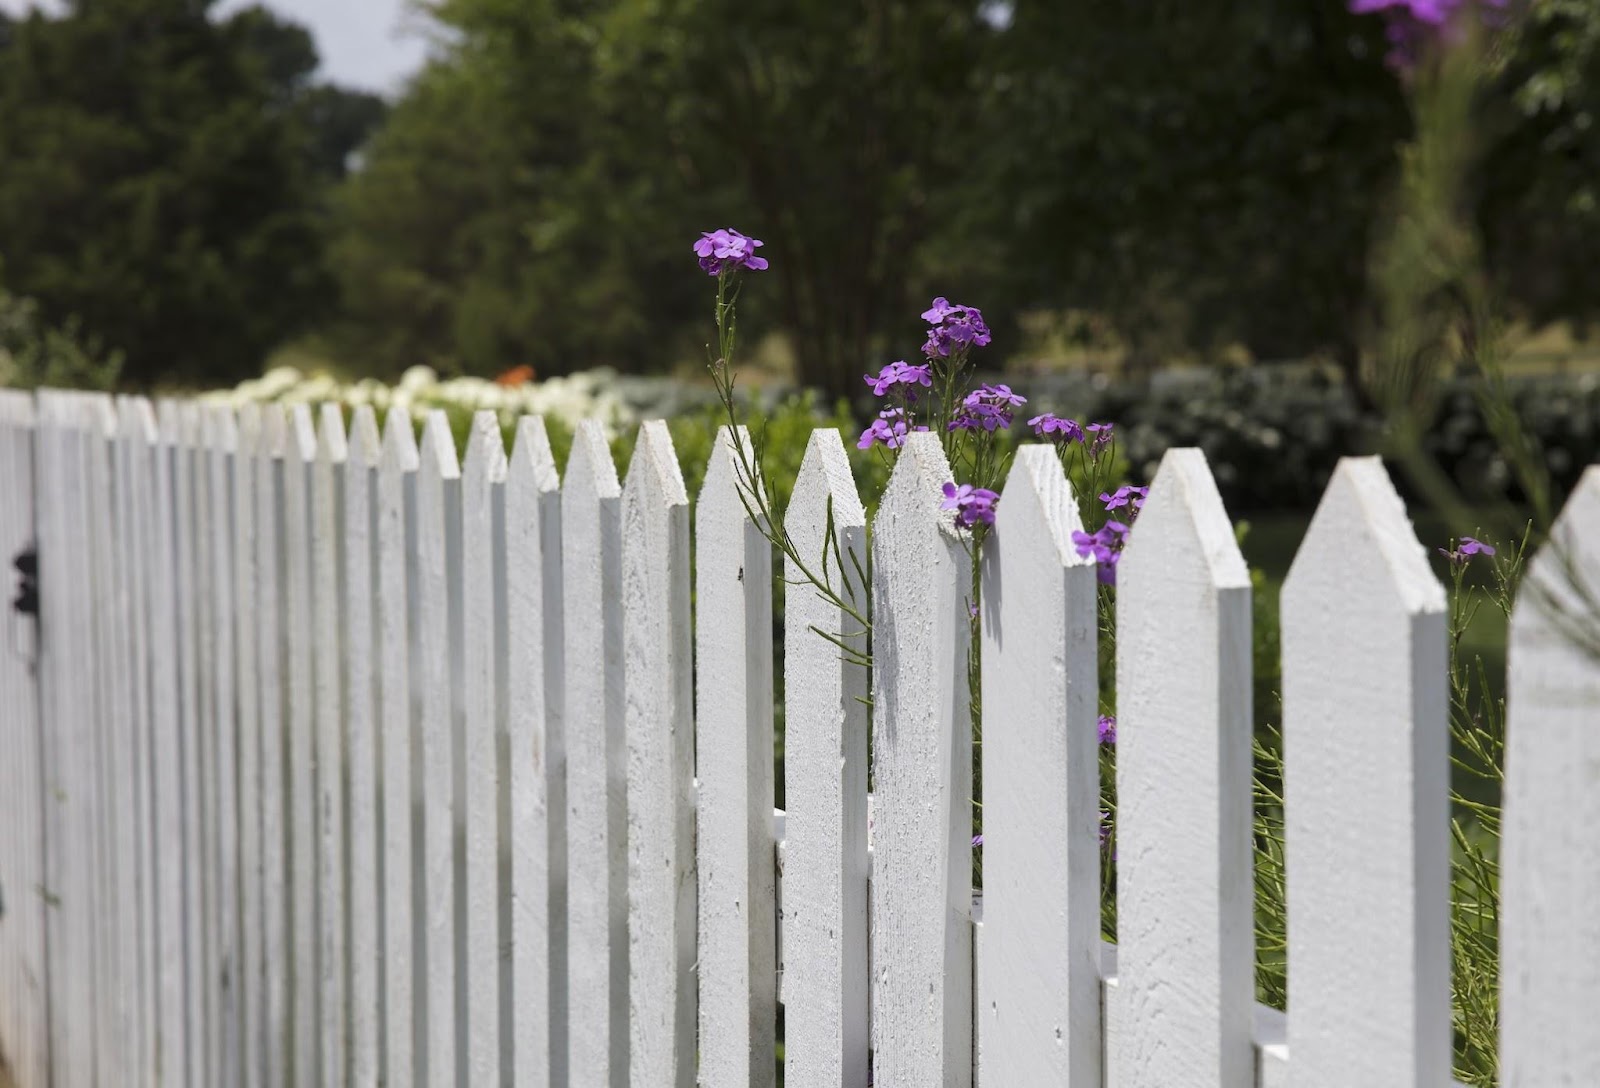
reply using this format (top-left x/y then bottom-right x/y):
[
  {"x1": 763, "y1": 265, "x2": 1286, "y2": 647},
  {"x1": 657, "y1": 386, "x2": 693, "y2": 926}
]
[
  {"x1": 1027, "y1": 414, "x2": 1084, "y2": 443},
  {"x1": 1071, "y1": 520, "x2": 1130, "y2": 585},
  {"x1": 1100, "y1": 485, "x2": 1148, "y2": 516},
  {"x1": 1027, "y1": 414, "x2": 1115, "y2": 459},
  {"x1": 1098, "y1": 715, "x2": 1117, "y2": 745},
  {"x1": 950, "y1": 383, "x2": 1026, "y2": 432},
  {"x1": 693, "y1": 228, "x2": 768, "y2": 276},
  {"x1": 863, "y1": 359, "x2": 933, "y2": 397},
  {"x1": 921, "y1": 296, "x2": 991, "y2": 359},
  {"x1": 942, "y1": 482, "x2": 999, "y2": 529},
  {"x1": 1349, "y1": 0, "x2": 1508, "y2": 69},
  {"x1": 857, "y1": 407, "x2": 927, "y2": 451},
  {"x1": 1439, "y1": 535, "x2": 1496, "y2": 565}
]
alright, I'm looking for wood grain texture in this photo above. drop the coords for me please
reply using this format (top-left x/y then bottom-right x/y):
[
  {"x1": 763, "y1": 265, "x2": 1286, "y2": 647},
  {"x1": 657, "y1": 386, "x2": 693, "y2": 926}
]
[
  {"x1": 563, "y1": 419, "x2": 629, "y2": 1088},
  {"x1": 256, "y1": 403, "x2": 293, "y2": 1087},
  {"x1": 462, "y1": 411, "x2": 507, "y2": 1087},
  {"x1": 283, "y1": 403, "x2": 320, "y2": 1088},
  {"x1": 622, "y1": 420, "x2": 696, "y2": 1088},
  {"x1": 416, "y1": 410, "x2": 463, "y2": 1087},
  {"x1": 232, "y1": 403, "x2": 262, "y2": 1088},
  {"x1": 377, "y1": 408, "x2": 421, "y2": 1088},
  {"x1": 978, "y1": 445, "x2": 1101, "y2": 1087},
  {"x1": 313, "y1": 404, "x2": 350, "y2": 1088},
  {"x1": 345, "y1": 405, "x2": 382, "y2": 1088},
  {"x1": 1114, "y1": 447, "x2": 1253, "y2": 1088},
  {"x1": 695, "y1": 426, "x2": 777, "y2": 1088},
  {"x1": 1281, "y1": 456, "x2": 1449, "y2": 1088},
  {"x1": 781, "y1": 429, "x2": 869, "y2": 1088},
  {"x1": 206, "y1": 405, "x2": 243, "y2": 1086},
  {"x1": 1502, "y1": 466, "x2": 1600, "y2": 1088},
  {"x1": 870, "y1": 431, "x2": 973, "y2": 1087},
  {"x1": 506, "y1": 415, "x2": 565, "y2": 1088}
]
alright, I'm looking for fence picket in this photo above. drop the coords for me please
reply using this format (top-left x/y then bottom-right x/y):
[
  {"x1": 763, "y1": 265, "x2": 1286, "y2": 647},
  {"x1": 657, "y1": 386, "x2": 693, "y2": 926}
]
[
  {"x1": 417, "y1": 409, "x2": 463, "y2": 1086},
  {"x1": 1281, "y1": 456, "x2": 1450, "y2": 1087},
  {"x1": 120, "y1": 396, "x2": 162, "y2": 1085},
  {"x1": 84, "y1": 394, "x2": 132, "y2": 1081},
  {"x1": 461, "y1": 412, "x2": 507, "y2": 1087},
  {"x1": 1502, "y1": 466, "x2": 1600, "y2": 1085},
  {"x1": 283, "y1": 403, "x2": 320, "y2": 1088},
  {"x1": 378, "y1": 407, "x2": 421, "y2": 1088},
  {"x1": 978, "y1": 445, "x2": 1101, "y2": 1087},
  {"x1": 313, "y1": 404, "x2": 350, "y2": 1087},
  {"x1": 506, "y1": 415, "x2": 565, "y2": 1088},
  {"x1": 0, "y1": 392, "x2": 46, "y2": 1088},
  {"x1": 1113, "y1": 448, "x2": 1253, "y2": 1087},
  {"x1": 562, "y1": 418, "x2": 628, "y2": 1088},
  {"x1": 206, "y1": 404, "x2": 243, "y2": 1086},
  {"x1": 233, "y1": 402, "x2": 265, "y2": 1088},
  {"x1": 695, "y1": 425, "x2": 776, "y2": 1088},
  {"x1": 781, "y1": 428, "x2": 869, "y2": 1088},
  {"x1": 346, "y1": 405, "x2": 382, "y2": 1088},
  {"x1": 622, "y1": 420, "x2": 696, "y2": 1088},
  {"x1": 870, "y1": 431, "x2": 973, "y2": 1087},
  {"x1": 255, "y1": 404, "x2": 291, "y2": 1087},
  {"x1": 193, "y1": 406, "x2": 223, "y2": 1088}
]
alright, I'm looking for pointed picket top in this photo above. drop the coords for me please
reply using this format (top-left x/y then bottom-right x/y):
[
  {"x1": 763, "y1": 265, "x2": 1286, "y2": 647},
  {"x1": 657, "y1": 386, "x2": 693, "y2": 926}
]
[
  {"x1": 782, "y1": 428, "x2": 870, "y2": 1088},
  {"x1": 510, "y1": 414, "x2": 560, "y2": 494},
  {"x1": 871, "y1": 429, "x2": 973, "y2": 1087},
  {"x1": 978, "y1": 445, "x2": 1100, "y2": 1088},
  {"x1": 1112, "y1": 447, "x2": 1253, "y2": 1088},
  {"x1": 1285, "y1": 456, "x2": 1444, "y2": 616},
  {"x1": 698, "y1": 423, "x2": 758, "y2": 516},
  {"x1": 622, "y1": 418, "x2": 696, "y2": 1086},
  {"x1": 347, "y1": 404, "x2": 380, "y2": 469},
  {"x1": 316, "y1": 402, "x2": 349, "y2": 465},
  {"x1": 993, "y1": 443, "x2": 1086, "y2": 564},
  {"x1": 567, "y1": 416, "x2": 620, "y2": 500},
  {"x1": 235, "y1": 401, "x2": 259, "y2": 460},
  {"x1": 1121, "y1": 447, "x2": 1247, "y2": 587},
  {"x1": 157, "y1": 397, "x2": 182, "y2": 446},
  {"x1": 380, "y1": 405, "x2": 419, "y2": 472},
  {"x1": 788, "y1": 427, "x2": 866, "y2": 539},
  {"x1": 696, "y1": 424, "x2": 777, "y2": 1088},
  {"x1": 205, "y1": 402, "x2": 238, "y2": 456},
  {"x1": 83, "y1": 391, "x2": 116, "y2": 439},
  {"x1": 562, "y1": 414, "x2": 628, "y2": 1088},
  {"x1": 464, "y1": 409, "x2": 508, "y2": 486},
  {"x1": 505, "y1": 410, "x2": 565, "y2": 1087},
  {"x1": 419, "y1": 409, "x2": 460, "y2": 481},
  {"x1": 288, "y1": 402, "x2": 317, "y2": 466},
  {"x1": 0, "y1": 386, "x2": 32, "y2": 424},
  {"x1": 258, "y1": 401, "x2": 287, "y2": 460},
  {"x1": 1281, "y1": 455, "x2": 1449, "y2": 1088},
  {"x1": 624, "y1": 418, "x2": 689, "y2": 510},
  {"x1": 1502, "y1": 466, "x2": 1600, "y2": 1086}
]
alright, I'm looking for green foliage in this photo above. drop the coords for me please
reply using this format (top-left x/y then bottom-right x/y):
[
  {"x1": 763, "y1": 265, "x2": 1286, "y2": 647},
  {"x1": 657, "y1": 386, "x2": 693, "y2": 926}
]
[
  {"x1": 0, "y1": 284, "x2": 123, "y2": 391},
  {"x1": 0, "y1": 0, "x2": 385, "y2": 389}
]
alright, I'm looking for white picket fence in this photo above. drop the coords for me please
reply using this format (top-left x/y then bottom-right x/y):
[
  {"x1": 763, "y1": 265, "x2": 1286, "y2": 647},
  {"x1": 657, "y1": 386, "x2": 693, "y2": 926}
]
[{"x1": 0, "y1": 387, "x2": 1597, "y2": 1088}]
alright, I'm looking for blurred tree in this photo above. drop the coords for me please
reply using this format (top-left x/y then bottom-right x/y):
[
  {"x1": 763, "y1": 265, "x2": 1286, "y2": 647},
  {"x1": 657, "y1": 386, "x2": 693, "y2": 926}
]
[
  {"x1": 0, "y1": 0, "x2": 385, "y2": 388},
  {"x1": 334, "y1": 0, "x2": 993, "y2": 393}
]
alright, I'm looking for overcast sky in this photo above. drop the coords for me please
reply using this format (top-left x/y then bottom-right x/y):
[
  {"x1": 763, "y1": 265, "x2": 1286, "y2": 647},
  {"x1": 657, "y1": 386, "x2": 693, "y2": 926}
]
[{"x1": 0, "y1": 0, "x2": 432, "y2": 94}]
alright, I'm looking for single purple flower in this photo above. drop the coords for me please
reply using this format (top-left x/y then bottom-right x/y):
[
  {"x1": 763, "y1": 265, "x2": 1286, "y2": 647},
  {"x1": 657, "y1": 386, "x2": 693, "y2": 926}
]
[
  {"x1": 1349, "y1": 0, "x2": 1508, "y2": 69},
  {"x1": 1439, "y1": 535, "x2": 1497, "y2": 565},
  {"x1": 1028, "y1": 414, "x2": 1085, "y2": 443},
  {"x1": 941, "y1": 481, "x2": 999, "y2": 529},
  {"x1": 1098, "y1": 715, "x2": 1117, "y2": 745},
  {"x1": 1100, "y1": 485, "x2": 1149, "y2": 517},
  {"x1": 1099, "y1": 809, "x2": 1112, "y2": 850},
  {"x1": 972, "y1": 834, "x2": 983, "y2": 848},
  {"x1": 864, "y1": 359, "x2": 934, "y2": 397},
  {"x1": 1084, "y1": 422, "x2": 1115, "y2": 459},
  {"x1": 692, "y1": 228, "x2": 769, "y2": 276},
  {"x1": 857, "y1": 407, "x2": 927, "y2": 451}
]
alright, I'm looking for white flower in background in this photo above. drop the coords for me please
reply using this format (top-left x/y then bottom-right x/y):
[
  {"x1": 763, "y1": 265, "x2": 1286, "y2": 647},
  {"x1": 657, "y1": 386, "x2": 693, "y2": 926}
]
[{"x1": 202, "y1": 363, "x2": 648, "y2": 439}]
